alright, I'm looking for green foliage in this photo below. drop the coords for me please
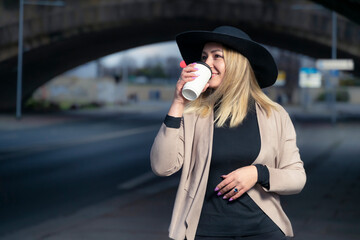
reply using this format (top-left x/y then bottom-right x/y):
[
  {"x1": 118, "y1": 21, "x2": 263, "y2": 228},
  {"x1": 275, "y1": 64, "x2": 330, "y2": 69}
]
[
  {"x1": 25, "y1": 98, "x2": 103, "y2": 112},
  {"x1": 59, "y1": 101, "x2": 72, "y2": 110},
  {"x1": 316, "y1": 90, "x2": 350, "y2": 102},
  {"x1": 25, "y1": 98, "x2": 60, "y2": 111},
  {"x1": 339, "y1": 78, "x2": 360, "y2": 87},
  {"x1": 135, "y1": 64, "x2": 167, "y2": 79}
]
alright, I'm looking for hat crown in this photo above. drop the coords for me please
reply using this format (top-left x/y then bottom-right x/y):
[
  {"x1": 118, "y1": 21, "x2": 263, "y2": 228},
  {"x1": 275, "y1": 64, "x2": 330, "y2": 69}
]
[
  {"x1": 176, "y1": 25, "x2": 278, "y2": 88},
  {"x1": 213, "y1": 26, "x2": 251, "y2": 41}
]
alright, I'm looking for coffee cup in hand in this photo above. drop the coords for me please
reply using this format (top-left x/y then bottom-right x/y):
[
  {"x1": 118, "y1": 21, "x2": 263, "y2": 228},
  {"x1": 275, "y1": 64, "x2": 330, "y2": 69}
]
[{"x1": 182, "y1": 62, "x2": 212, "y2": 101}]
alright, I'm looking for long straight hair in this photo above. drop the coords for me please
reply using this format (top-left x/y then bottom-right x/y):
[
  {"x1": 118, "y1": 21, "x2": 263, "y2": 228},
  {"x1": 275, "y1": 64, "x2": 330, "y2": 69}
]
[{"x1": 184, "y1": 45, "x2": 278, "y2": 128}]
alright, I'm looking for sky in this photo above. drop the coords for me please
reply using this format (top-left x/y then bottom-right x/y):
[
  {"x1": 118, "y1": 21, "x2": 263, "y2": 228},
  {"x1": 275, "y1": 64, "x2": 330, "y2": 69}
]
[
  {"x1": 65, "y1": 41, "x2": 181, "y2": 78},
  {"x1": 101, "y1": 41, "x2": 181, "y2": 67},
  {"x1": 64, "y1": 40, "x2": 317, "y2": 79}
]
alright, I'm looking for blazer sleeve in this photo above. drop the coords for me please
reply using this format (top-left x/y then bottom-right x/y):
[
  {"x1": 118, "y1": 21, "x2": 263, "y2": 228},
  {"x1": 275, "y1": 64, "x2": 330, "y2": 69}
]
[
  {"x1": 266, "y1": 111, "x2": 307, "y2": 195},
  {"x1": 150, "y1": 120, "x2": 185, "y2": 177}
]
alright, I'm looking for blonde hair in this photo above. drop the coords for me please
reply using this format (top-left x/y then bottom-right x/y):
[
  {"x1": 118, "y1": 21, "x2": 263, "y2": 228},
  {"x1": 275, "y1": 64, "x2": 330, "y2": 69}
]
[{"x1": 184, "y1": 45, "x2": 278, "y2": 128}]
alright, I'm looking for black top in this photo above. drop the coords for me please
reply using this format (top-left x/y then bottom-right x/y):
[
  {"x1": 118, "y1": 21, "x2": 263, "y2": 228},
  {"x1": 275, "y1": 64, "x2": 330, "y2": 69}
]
[
  {"x1": 196, "y1": 105, "x2": 278, "y2": 237},
  {"x1": 163, "y1": 105, "x2": 279, "y2": 237}
]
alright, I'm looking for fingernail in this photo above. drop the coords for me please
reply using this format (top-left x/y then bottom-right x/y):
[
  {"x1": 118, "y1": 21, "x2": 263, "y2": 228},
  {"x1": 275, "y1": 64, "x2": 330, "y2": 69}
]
[
  {"x1": 217, "y1": 192, "x2": 222, "y2": 196},
  {"x1": 194, "y1": 68, "x2": 199, "y2": 70},
  {"x1": 214, "y1": 187, "x2": 219, "y2": 191},
  {"x1": 223, "y1": 196, "x2": 227, "y2": 199},
  {"x1": 229, "y1": 198, "x2": 233, "y2": 202},
  {"x1": 192, "y1": 76, "x2": 197, "y2": 79}
]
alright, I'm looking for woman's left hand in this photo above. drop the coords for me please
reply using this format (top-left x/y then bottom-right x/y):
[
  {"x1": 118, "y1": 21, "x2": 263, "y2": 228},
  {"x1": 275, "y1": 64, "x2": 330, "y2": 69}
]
[{"x1": 215, "y1": 165, "x2": 258, "y2": 201}]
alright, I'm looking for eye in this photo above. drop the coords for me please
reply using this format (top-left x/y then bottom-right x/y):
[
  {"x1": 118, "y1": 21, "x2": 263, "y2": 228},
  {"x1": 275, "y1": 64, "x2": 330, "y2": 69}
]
[
  {"x1": 214, "y1": 54, "x2": 223, "y2": 59},
  {"x1": 201, "y1": 55, "x2": 207, "y2": 61}
]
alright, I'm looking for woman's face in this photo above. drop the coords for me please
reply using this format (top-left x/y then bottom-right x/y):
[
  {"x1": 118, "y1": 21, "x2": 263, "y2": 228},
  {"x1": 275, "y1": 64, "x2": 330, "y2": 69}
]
[{"x1": 201, "y1": 42, "x2": 225, "y2": 89}]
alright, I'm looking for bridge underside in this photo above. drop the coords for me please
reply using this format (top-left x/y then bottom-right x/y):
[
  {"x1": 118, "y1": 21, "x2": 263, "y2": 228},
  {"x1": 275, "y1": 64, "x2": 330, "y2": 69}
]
[
  {"x1": 312, "y1": 0, "x2": 360, "y2": 25},
  {"x1": 0, "y1": 19, "x2": 359, "y2": 110}
]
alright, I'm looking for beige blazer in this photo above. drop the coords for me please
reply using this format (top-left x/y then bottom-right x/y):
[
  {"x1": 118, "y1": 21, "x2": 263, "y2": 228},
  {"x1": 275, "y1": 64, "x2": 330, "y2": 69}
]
[{"x1": 150, "y1": 103, "x2": 306, "y2": 240}]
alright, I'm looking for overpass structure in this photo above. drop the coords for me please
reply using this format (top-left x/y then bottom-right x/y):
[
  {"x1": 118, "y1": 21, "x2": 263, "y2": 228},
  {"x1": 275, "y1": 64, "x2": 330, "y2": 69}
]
[{"x1": 0, "y1": 0, "x2": 360, "y2": 110}]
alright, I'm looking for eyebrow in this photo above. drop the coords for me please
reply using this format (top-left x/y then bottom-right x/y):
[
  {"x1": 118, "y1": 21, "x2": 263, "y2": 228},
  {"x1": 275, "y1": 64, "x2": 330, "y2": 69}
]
[{"x1": 202, "y1": 49, "x2": 223, "y2": 54}]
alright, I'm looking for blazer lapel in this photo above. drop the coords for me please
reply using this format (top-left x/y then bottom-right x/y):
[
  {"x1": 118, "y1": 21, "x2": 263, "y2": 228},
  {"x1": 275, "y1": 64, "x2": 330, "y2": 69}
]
[{"x1": 184, "y1": 111, "x2": 214, "y2": 198}]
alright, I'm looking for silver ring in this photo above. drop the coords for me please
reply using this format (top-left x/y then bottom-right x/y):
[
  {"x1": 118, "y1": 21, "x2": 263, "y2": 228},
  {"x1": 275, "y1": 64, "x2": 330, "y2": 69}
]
[{"x1": 234, "y1": 188, "x2": 238, "y2": 193}]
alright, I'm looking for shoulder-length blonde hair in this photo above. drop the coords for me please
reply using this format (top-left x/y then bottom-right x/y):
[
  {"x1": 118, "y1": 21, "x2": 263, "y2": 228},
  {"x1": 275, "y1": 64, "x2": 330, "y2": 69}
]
[{"x1": 184, "y1": 44, "x2": 278, "y2": 128}]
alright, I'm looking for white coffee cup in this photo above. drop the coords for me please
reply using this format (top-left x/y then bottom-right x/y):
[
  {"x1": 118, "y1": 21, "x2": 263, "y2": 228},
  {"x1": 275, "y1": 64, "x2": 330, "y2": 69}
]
[{"x1": 182, "y1": 62, "x2": 212, "y2": 101}]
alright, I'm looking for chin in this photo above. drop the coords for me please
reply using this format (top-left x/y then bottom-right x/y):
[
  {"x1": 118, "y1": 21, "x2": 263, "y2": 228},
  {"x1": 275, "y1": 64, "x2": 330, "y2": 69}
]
[
  {"x1": 208, "y1": 78, "x2": 222, "y2": 87},
  {"x1": 208, "y1": 82, "x2": 221, "y2": 89}
]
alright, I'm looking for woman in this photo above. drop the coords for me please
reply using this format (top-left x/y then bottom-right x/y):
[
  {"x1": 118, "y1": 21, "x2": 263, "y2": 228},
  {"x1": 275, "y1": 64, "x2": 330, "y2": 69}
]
[{"x1": 150, "y1": 26, "x2": 306, "y2": 240}]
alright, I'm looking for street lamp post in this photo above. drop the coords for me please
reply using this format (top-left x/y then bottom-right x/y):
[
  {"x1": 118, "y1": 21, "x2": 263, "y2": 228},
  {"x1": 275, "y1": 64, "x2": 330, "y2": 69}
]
[
  {"x1": 16, "y1": 0, "x2": 65, "y2": 119},
  {"x1": 292, "y1": 4, "x2": 339, "y2": 123},
  {"x1": 16, "y1": 0, "x2": 24, "y2": 119},
  {"x1": 332, "y1": 11, "x2": 337, "y2": 59},
  {"x1": 330, "y1": 11, "x2": 338, "y2": 124}
]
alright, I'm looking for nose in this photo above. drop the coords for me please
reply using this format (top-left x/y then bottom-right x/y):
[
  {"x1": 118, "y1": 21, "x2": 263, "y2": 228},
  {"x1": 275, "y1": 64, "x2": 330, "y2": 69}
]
[{"x1": 204, "y1": 57, "x2": 213, "y2": 68}]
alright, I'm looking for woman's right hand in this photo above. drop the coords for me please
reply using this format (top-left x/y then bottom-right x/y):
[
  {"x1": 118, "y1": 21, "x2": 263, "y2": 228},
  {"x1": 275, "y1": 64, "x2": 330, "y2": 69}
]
[
  {"x1": 168, "y1": 63, "x2": 209, "y2": 117},
  {"x1": 173, "y1": 63, "x2": 199, "y2": 105}
]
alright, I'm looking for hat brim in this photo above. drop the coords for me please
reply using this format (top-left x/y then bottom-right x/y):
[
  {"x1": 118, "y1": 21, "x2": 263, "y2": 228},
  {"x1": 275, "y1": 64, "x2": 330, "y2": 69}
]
[{"x1": 176, "y1": 31, "x2": 278, "y2": 88}]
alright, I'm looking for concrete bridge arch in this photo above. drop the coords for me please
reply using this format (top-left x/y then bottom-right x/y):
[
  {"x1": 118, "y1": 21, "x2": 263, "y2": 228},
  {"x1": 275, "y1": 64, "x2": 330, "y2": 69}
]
[{"x1": 0, "y1": 0, "x2": 359, "y2": 110}]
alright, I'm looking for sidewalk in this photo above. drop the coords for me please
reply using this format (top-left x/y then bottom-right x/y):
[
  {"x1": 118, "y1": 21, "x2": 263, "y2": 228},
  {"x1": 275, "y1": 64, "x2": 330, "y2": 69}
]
[
  {"x1": 0, "y1": 101, "x2": 170, "y2": 131},
  {"x1": 285, "y1": 102, "x2": 360, "y2": 122},
  {"x1": 2, "y1": 129, "x2": 360, "y2": 240},
  {"x1": 1, "y1": 101, "x2": 359, "y2": 131},
  {"x1": 1, "y1": 101, "x2": 360, "y2": 240}
]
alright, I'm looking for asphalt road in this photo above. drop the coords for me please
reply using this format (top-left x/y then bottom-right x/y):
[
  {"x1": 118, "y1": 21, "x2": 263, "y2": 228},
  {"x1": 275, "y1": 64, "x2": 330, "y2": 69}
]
[
  {"x1": 1, "y1": 105, "x2": 360, "y2": 239},
  {"x1": 0, "y1": 110, "x2": 165, "y2": 237}
]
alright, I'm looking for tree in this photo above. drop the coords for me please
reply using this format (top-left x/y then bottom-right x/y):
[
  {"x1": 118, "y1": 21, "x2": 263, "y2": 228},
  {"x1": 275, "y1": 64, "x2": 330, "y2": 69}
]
[
  {"x1": 135, "y1": 56, "x2": 167, "y2": 81},
  {"x1": 164, "y1": 56, "x2": 182, "y2": 83}
]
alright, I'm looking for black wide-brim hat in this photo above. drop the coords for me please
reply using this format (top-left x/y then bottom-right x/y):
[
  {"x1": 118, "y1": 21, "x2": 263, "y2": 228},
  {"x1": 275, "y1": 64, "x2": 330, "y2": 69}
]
[{"x1": 176, "y1": 26, "x2": 278, "y2": 88}]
